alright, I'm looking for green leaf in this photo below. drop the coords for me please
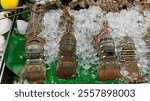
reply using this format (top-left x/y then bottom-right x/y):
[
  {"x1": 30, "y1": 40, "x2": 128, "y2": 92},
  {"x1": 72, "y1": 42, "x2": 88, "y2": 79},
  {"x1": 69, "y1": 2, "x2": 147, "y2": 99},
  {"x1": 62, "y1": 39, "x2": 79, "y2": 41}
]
[{"x1": 4, "y1": 33, "x2": 26, "y2": 77}]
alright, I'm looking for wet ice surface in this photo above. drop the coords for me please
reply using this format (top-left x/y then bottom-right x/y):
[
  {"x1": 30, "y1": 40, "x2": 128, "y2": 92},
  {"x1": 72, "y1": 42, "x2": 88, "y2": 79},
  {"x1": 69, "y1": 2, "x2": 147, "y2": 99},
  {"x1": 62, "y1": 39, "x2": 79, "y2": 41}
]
[
  {"x1": 40, "y1": 7, "x2": 150, "y2": 73},
  {"x1": 38, "y1": 6, "x2": 150, "y2": 76},
  {"x1": 39, "y1": 6, "x2": 103, "y2": 70},
  {"x1": 15, "y1": 6, "x2": 150, "y2": 83},
  {"x1": 106, "y1": 6, "x2": 150, "y2": 81},
  {"x1": 17, "y1": 20, "x2": 28, "y2": 35},
  {"x1": 70, "y1": 7, "x2": 103, "y2": 69},
  {"x1": 39, "y1": 10, "x2": 62, "y2": 64}
]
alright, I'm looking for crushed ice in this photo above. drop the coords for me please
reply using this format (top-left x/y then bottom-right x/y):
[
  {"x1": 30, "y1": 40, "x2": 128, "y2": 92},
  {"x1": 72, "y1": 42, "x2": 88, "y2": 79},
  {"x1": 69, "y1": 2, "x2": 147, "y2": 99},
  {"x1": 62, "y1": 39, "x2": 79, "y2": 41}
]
[
  {"x1": 17, "y1": 20, "x2": 28, "y2": 35},
  {"x1": 39, "y1": 10, "x2": 62, "y2": 64},
  {"x1": 39, "y1": 6, "x2": 103, "y2": 69},
  {"x1": 17, "y1": 6, "x2": 150, "y2": 76},
  {"x1": 106, "y1": 6, "x2": 150, "y2": 75}
]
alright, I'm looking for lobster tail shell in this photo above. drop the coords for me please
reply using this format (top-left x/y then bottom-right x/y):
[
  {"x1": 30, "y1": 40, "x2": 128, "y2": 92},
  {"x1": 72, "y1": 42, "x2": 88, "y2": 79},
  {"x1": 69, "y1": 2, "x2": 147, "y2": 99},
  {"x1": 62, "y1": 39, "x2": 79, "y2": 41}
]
[
  {"x1": 123, "y1": 63, "x2": 144, "y2": 83},
  {"x1": 56, "y1": 32, "x2": 77, "y2": 79},
  {"x1": 21, "y1": 63, "x2": 46, "y2": 84},
  {"x1": 96, "y1": 30, "x2": 120, "y2": 81},
  {"x1": 57, "y1": 8, "x2": 77, "y2": 79},
  {"x1": 21, "y1": 34, "x2": 46, "y2": 84},
  {"x1": 97, "y1": 63, "x2": 120, "y2": 81},
  {"x1": 142, "y1": 29, "x2": 150, "y2": 72},
  {"x1": 120, "y1": 36, "x2": 145, "y2": 83}
]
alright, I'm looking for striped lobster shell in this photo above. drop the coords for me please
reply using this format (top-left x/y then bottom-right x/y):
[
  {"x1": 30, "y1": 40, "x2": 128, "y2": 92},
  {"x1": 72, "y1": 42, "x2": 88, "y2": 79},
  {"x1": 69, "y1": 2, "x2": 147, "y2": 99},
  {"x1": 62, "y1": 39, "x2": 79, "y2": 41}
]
[
  {"x1": 120, "y1": 36, "x2": 144, "y2": 83},
  {"x1": 56, "y1": 32, "x2": 76, "y2": 79},
  {"x1": 96, "y1": 23, "x2": 120, "y2": 81},
  {"x1": 21, "y1": 4, "x2": 46, "y2": 84},
  {"x1": 56, "y1": 8, "x2": 77, "y2": 79},
  {"x1": 142, "y1": 28, "x2": 150, "y2": 68},
  {"x1": 21, "y1": 34, "x2": 46, "y2": 84}
]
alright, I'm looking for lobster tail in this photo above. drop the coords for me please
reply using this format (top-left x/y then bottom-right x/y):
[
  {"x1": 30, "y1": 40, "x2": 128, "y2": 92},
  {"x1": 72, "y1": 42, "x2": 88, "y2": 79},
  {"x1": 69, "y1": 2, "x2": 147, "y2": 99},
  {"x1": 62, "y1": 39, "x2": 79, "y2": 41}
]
[
  {"x1": 56, "y1": 8, "x2": 77, "y2": 79},
  {"x1": 96, "y1": 22, "x2": 120, "y2": 81},
  {"x1": 120, "y1": 36, "x2": 144, "y2": 83}
]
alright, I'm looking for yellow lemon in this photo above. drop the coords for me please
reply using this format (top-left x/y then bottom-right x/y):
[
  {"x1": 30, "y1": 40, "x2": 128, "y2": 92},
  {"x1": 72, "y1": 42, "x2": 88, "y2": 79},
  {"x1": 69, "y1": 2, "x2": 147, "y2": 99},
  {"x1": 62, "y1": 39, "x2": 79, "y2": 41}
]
[{"x1": 1, "y1": 0, "x2": 19, "y2": 9}]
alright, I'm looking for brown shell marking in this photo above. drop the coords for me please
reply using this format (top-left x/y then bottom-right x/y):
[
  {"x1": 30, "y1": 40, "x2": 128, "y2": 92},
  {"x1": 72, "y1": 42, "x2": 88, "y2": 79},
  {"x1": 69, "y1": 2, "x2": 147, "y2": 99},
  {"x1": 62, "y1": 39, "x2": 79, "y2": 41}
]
[
  {"x1": 97, "y1": 64, "x2": 120, "y2": 81},
  {"x1": 120, "y1": 36, "x2": 144, "y2": 83},
  {"x1": 21, "y1": 35, "x2": 46, "y2": 84},
  {"x1": 96, "y1": 21, "x2": 120, "y2": 81},
  {"x1": 56, "y1": 32, "x2": 77, "y2": 79},
  {"x1": 56, "y1": 8, "x2": 77, "y2": 79},
  {"x1": 21, "y1": 63, "x2": 46, "y2": 84},
  {"x1": 142, "y1": 28, "x2": 150, "y2": 68},
  {"x1": 141, "y1": 1, "x2": 150, "y2": 10}
]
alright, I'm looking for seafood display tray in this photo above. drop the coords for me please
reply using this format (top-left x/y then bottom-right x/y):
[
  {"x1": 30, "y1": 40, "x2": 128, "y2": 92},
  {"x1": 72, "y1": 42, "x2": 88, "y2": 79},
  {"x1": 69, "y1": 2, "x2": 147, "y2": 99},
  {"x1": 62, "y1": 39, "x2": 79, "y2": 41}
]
[
  {"x1": 1, "y1": 0, "x2": 150, "y2": 84},
  {"x1": 0, "y1": 0, "x2": 24, "y2": 84}
]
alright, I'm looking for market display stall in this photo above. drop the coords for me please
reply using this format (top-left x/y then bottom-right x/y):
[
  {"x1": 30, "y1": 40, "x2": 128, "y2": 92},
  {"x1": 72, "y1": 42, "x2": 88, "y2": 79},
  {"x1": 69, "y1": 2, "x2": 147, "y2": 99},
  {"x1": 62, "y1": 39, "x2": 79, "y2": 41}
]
[{"x1": 0, "y1": 0, "x2": 150, "y2": 84}]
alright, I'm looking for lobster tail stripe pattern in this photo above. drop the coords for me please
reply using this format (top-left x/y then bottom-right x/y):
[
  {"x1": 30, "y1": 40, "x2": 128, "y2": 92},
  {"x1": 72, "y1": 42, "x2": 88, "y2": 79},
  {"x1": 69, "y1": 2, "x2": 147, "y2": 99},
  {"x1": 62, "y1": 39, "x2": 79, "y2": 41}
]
[
  {"x1": 142, "y1": 29, "x2": 150, "y2": 68},
  {"x1": 21, "y1": 4, "x2": 46, "y2": 84},
  {"x1": 56, "y1": 8, "x2": 77, "y2": 79},
  {"x1": 96, "y1": 22, "x2": 120, "y2": 81},
  {"x1": 120, "y1": 36, "x2": 144, "y2": 83}
]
